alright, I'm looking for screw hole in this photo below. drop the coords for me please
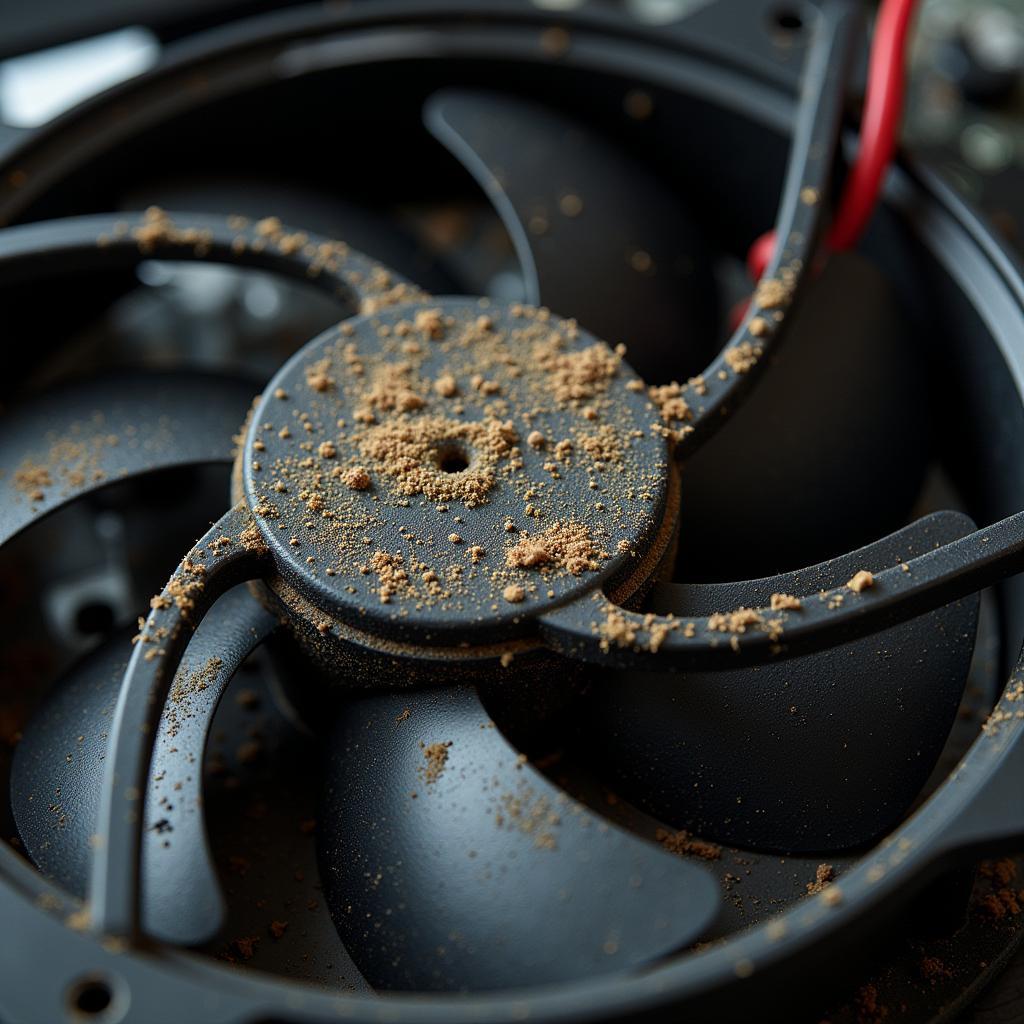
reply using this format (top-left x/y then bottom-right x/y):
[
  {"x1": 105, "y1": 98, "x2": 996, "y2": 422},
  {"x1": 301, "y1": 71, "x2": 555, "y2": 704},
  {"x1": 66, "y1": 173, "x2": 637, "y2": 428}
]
[{"x1": 67, "y1": 976, "x2": 123, "y2": 1021}]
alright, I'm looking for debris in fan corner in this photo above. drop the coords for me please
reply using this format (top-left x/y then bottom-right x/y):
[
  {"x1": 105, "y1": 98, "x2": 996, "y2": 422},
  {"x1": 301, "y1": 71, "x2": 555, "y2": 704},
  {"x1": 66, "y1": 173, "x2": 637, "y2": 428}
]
[
  {"x1": 770, "y1": 593, "x2": 801, "y2": 611},
  {"x1": 655, "y1": 827, "x2": 722, "y2": 861},
  {"x1": 418, "y1": 740, "x2": 452, "y2": 784},
  {"x1": 503, "y1": 584, "x2": 526, "y2": 604},
  {"x1": 748, "y1": 316, "x2": 768, "y2": 337},
  {"x1": 847, "y1": 569, "x2": 874, "y2": 593},
  {"x1": 806, "y1": 863, "x2": 835, "y2": 894},
  {"x1": 395, "y1": 707, "x2": 411, "y2": 724},
  {"x1": 268, "y1": 920, "x2": 289, "y2": 940}
]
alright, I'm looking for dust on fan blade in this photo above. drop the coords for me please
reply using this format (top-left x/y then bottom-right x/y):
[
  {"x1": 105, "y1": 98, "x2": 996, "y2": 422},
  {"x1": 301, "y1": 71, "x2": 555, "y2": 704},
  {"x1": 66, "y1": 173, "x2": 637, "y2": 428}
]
[
  {"x1": 557, "y1": 510, "x2": 978, "y2": 852},
  {"x1": 425, "y1": 89, "x2": 719, "y2": 384},
  {"x1": 11, "y1": 584, "x2": 276, "y2": 945},
  {"x1": 675, "y1": 252, "x2": 930, "y2": 581},
  {"x1": 0, "y1": 368, "x2": 267, "y2": 943},
  {"x1": 0, "y1": 371, "x2": 256, "y2": 541},
  {"x1": 318, "y1": 686, "x2": 719, "y2": 992}
]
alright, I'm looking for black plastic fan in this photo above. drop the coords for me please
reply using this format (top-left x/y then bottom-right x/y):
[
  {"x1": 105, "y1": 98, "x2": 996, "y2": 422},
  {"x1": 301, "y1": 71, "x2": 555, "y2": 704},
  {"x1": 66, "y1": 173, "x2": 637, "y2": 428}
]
[{"x1": 2, "y1": 3, "x2": 1024, "y2": 1024}]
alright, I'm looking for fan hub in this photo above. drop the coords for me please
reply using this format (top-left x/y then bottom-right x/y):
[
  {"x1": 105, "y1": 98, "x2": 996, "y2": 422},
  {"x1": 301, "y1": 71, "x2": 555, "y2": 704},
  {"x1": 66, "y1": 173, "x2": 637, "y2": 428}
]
[{"x1": 239, "y1": 295, "x2": 677, "y2": 658}]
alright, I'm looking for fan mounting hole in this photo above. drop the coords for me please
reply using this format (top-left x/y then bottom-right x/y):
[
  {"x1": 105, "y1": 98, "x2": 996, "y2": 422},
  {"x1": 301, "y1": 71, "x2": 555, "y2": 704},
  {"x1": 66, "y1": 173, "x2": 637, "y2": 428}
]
[
  {"x1": 436, "y1": 445, "x2": 470, "y2": 474},
  {"x1": 66, "y1": 975, "x2": 125, "y2": 1022},
  {"x1": 74, "y1": 601, "x2": 116, "y2": 637}
]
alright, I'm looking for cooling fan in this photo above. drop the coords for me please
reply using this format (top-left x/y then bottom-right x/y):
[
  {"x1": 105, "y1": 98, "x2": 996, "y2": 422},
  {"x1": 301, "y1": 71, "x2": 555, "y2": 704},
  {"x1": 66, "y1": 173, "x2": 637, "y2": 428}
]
[{"x1": 1, "y1": 1, "x2": 1024, "y2": 1023}]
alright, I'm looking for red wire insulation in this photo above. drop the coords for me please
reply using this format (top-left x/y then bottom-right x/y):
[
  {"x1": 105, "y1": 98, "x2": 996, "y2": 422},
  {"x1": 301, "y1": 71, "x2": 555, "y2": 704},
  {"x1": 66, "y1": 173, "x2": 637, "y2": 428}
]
[{"x1": 747, "y1": 0, "x2": 918, "y2": 282}]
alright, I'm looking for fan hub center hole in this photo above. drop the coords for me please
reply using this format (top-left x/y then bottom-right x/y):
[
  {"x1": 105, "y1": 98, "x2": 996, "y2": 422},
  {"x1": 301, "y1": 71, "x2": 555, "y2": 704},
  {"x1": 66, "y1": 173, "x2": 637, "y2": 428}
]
[{"x1": 436, "y1": 443, "x2": 470, "y2": 474}]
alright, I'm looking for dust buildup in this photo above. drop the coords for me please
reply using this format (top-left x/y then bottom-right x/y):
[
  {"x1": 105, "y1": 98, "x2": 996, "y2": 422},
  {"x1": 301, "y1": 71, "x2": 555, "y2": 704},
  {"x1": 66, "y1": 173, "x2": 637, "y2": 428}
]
[
  {"x1": 342, "y1": 466, "x2": 371, "y2": 490},
  {"x1": 597, "y1": 605, "x2": 679, "y2": 654},
  {"x1": 708, "y1": 608, "x2": 763, "y2": 634},
  {"x1": 305, "y1": 357, "x2": 335, "y2": 393},
  {"x1": 655, "y1": 827, "x2": 722, "y2": 861},
  {"x1": 847, "y1": 570, "x2": 874, "y2": 593},
  {"x1": 12, "y1": 426, "x2": 120, "y2": 502},
  {"x1": 366, "y1": 551, "x2": 413, "y2": 604},
  {"x1": 414, "y1": 308, "x2": 445, "y2": 338},
  {"x1": 361, "y1": 361, "x2": 426, "y2": 414},
  {"x1": 506, "y1": 521, "x2": 602, "y2": 576},
  {"x1": 647, "y1": 382, "x2": 690, "y2": 423},
  {"x1": 244, "y1": 298, "x2": 670, "y2": 625},
  {"x1": 14, "y1": 463, "x2": 51, "y2": 501},
  {"x1": 724, "y1": 341, "x2": 762, "y2": 374},
  {"x1": 754, "y1": 276, "x2": 793, "y2": 309},
  {"x1": 534, "y1": 339, "x2": 621, "y2": 404},
  {"x1": 165, "y1": 656, "x2": 222, "y2": 738},
  {"x1": 434, "y1": 373, "x2": 458, "y2": 397},
  {"x1": 419, "y1": 741, "x2": 452, "y2": 784},
  {"x1": 361, "y1": 415, "x2": 516, "y2": 507},
  {"x1": 806, "y1": 863, "x2": 835, "y2": 894}
]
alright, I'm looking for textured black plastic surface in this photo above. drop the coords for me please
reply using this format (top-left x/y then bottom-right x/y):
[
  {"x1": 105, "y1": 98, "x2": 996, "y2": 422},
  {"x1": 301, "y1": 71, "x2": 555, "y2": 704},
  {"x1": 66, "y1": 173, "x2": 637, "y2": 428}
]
[
  {"x1": 318, "y1": 685, "x2": 719, "y2": 991},
  {"x1": 579, "y1": 512, "x2": 980, "y2": 851},
  {"x1": 11, "y1": 586, "x2": 277, "y2": 944},
  {"x1": 243, "y1": 297, "x2": 672, "y2": 646},
  {"x1": 425, "y1": 88, "x2": 719, "y2": 383}
]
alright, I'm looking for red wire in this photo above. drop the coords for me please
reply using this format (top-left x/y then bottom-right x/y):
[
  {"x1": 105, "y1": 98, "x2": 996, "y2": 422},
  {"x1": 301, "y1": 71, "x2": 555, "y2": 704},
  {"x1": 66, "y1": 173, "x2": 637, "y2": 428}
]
[{"x1": 747, "y1": 0, "x2": 918, "y2": 282}]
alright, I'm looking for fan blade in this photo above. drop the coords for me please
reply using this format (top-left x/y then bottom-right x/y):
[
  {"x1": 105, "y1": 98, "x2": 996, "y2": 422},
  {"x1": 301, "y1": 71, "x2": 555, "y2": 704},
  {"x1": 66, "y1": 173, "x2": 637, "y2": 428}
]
[
  {"x1": 562, "y1": 511, "x2": 980, "y2": 851},
  {"x1": 424, "y1": 88, "x2": 718, "y2": 382},
  {"x1": 318, "y1": 685, "x2": 719, "y2": 992},
  {"x1": 676, "y1": 251, "x2": 931, "y2": 581},
  {"x1": 0, "y1": 366, "x2": 273, "y2": 944},
  {"x1": 11, "y1": 584, "x2": 277, "y2": 944},
  {"x1": 0, "y1": 370, "x2": 255, "y2": 542}
]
